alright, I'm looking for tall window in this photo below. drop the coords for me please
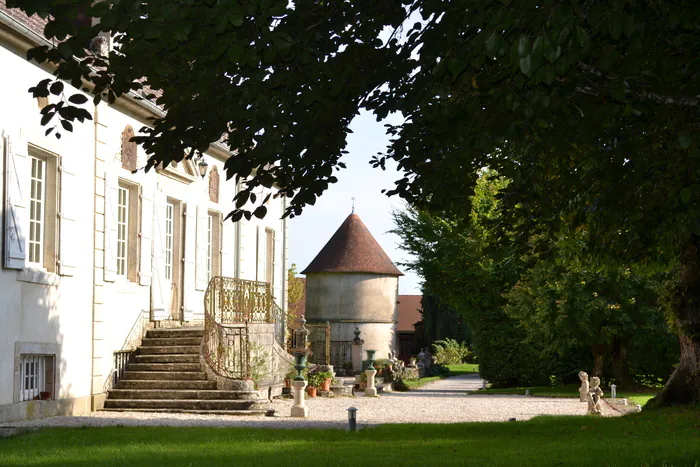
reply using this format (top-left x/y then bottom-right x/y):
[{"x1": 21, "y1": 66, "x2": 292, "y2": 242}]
[
  {"x1": 28, "y1": 155, "x2": 46, "y2": 266},
  {"x1": 265, "y1": 228, "x2": 274, "y2": 288},
  {"x1": 207, "y1": 213, "x2": 213, "y2": 281},
  {"x1": 165, "y1": 202, "x2": 174, "y2": 281},
  {"x1": 207, "y1": 211, "x2": 221, "y2": 281},
  {"x1": 116, "y1": 186, "x2": 129, "y2": 276}
]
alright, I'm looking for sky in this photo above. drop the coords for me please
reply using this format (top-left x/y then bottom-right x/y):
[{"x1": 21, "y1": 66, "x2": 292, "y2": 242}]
[{"x1": 288, "y1": 111, "x2": 422, "y2": 295}]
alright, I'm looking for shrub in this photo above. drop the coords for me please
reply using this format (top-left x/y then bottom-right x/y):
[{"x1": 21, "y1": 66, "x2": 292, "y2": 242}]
[{"x1": 432, "y1": 338, "x2": 472, "y2": 365}]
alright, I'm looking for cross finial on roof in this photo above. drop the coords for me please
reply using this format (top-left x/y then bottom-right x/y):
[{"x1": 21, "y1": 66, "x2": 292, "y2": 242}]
[{"x1": 351, "y1": 197, "x2": 356, "y2": 213}]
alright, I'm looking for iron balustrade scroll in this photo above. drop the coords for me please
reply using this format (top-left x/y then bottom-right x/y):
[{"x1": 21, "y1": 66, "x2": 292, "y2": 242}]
[{"x1": 203, "y1": 276, "x2": 285, "y2": 379}]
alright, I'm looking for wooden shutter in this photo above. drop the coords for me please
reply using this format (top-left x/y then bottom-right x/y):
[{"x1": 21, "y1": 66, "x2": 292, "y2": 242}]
[
  {"x1": 221, "y1": 218, "x2": 234, "y2": 277},
  {"x1": 183, "y1": 202, "x2": 197, "y2": 319},
  {"x1": 138, "y1": 187, "x2": 153, "y2": 286},
  {"x1": 150, "y1": 191, "x2": 168, "y2": 320},
  {"x1": 58, "y1": 155, "x2": 78, "y2": 276},
  {"x1": 103, "y1": 169, "x2": 118, "y2": 282},
  {"x1": 3, "y1": 133, "x2": 28, "y2": 269},
  {"x1": 194, "y1": 203, "x2": 208, "y2": 291}
]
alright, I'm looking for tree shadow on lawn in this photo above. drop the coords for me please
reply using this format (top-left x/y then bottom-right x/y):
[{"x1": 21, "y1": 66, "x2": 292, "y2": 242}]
[{"x1": 0, "y1": 408, "x2": 697, "y2": 467}]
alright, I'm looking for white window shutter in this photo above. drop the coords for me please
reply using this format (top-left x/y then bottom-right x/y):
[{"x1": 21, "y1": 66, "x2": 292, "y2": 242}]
[
  {"x1": 257, "y1": 225, "x2": 266, "y2": 283},
  {"x1": 194, "y1": 203, "x2": 208, "y2": 291},
  {"x1": 103, "y1": 169, "x2": 118, "y2": 282},
  {"x1": 138, "y1": 187, "x2": 153, "y2": 286},
  {"x1": 58, "y1": 155, "x2": 78, "y2": 276},
  {"x1": 3, "y1": 133, "x2": 28, "y2": 269},
  {"x1": 150, "y1": 191, "x2": 168, "y2": 319},
  {"x1": 221, "y1": 218, "x2": 234, "y2": 277},
  {"x1": 183, "y1": 202, "x2": 197, "y2": 318}
]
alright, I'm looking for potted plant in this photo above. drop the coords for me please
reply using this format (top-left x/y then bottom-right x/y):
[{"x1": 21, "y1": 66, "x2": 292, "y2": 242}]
[
  {"x1": 307, "y1": 372, "x2": 327, "y2": 397},
  {"x1": 316, "y1": 371, "x2": 333, "y2": 391}
]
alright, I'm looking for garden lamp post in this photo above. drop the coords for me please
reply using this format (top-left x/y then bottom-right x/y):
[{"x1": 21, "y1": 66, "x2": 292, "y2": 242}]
[{"x1": 347, "y1": 407, "x2": 358, "y2": 432}]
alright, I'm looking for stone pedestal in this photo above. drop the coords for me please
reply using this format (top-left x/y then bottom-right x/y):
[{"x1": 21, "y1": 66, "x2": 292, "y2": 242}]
[
  {"x1": 365, "y1": 368, "x2": 378, "y2": 397},
  {"x1": 290, "y1": 380, "x2": 309, "y2": 418}
]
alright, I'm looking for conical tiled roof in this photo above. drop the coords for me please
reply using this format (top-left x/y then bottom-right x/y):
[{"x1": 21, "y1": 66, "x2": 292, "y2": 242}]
[{"x1": 301, "y1": 214, "x2": 403, "y2": 276}]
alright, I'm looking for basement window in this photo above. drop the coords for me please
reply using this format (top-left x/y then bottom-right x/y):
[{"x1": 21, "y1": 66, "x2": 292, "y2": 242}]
[{"x1": 19, "y1": 354, "x2": 55, "y2": 401}]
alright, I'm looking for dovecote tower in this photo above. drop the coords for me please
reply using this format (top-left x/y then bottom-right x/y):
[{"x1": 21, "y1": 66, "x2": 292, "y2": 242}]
[{"x1": 302, "y1": 214, "x2": 403, "y2": 361}]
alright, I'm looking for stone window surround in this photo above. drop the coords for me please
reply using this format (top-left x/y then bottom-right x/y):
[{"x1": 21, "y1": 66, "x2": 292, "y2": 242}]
[
  {"x1": 16, "y1": 145, "x2": 60, "y2": 286},
  {"x1": 13, "y1": 341, "x2": 61, "y2": 403}
]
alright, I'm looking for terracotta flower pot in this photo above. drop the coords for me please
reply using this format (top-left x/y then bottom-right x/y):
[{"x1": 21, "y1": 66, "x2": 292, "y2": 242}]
[
  {"x1": 284, "y1": 378, "x2": 292, "y2": 389},
  {"x1": 320, "y1": 378, "x2": 332, "y2": 391},
  {"x1": 306, "y1": 386, "x2": 318, "y2": 398}
]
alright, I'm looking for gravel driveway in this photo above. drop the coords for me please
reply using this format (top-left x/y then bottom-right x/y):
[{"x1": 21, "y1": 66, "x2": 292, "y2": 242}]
[{"x1": 2, "y1": 374, "x2": 619, "y2": 431}]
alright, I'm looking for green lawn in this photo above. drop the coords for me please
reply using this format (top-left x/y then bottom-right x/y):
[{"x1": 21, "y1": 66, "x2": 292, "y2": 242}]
[
  {"x1": 1, "y1": 407, "x2": 698, "y2": 466},
  {"x1": 447, "y1": 363, "x2": 479, "y2": 375},
  {"x1": 478, "y1": 384, "x2": 658, "y2": 406}
]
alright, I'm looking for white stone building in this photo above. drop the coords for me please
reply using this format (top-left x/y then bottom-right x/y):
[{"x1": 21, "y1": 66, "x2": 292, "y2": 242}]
[{"x1": 0, "y1": 4, "x2": 288, "y2": 422}]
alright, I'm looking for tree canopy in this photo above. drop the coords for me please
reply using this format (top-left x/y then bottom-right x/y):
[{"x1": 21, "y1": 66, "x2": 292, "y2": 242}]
[{"x1": 11, "y1": 0, "x2": 700, "y2": 404}]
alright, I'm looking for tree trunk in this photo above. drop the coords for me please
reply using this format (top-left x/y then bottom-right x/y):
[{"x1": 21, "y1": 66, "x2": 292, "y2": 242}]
[
  {"x1": 649, "y1": 237, "x2": 700, "y2": 407},
  {"x1": 611, "y1": 336, "x2": 632, "y2": 389},
  {"x1": 591, "y1": 344, "x2": 608, "y2": 378}
]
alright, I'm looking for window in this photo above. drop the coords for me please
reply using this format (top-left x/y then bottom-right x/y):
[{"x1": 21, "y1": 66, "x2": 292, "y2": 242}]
[
  {"x1": 165, "y1": 202, "x2": 174, "y2": 281},
  {"x1": 116, "y1": 186, "x2": 129, "y2": 276},
  {"x1": 26, "y1": 149, "x2": 57, "y2": 272},
  {"x1": 265, "y1": 228, "x2": 274, "y2": 288},
  {"x1": 19, "y1": 354, "x2": 55, "y2": 402},
  {"x1": 207, "y1": 211, "x2": 221, "y2": 281},
  {"x1": 112, "y1": 180, "x2": 140, "y2": 281},
  {"x1": 28, "y1": 155, "x2": 46, "y2": 267}
]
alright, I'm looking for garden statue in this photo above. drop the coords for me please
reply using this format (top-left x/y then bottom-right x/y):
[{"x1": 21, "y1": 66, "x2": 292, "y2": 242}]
[
  {"x1": 587, "y1": 376, "x2": 604, "y2": 415},
  {"x1": 578, "y1": 371, "x2": 589, "y2": 402}
]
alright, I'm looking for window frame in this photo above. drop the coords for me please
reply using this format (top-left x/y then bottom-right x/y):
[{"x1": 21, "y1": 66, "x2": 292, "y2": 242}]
[
  {"x1": 19, "y1": 354, "x2": 55, "y2": 402},
  {"x1": 207, "y1": 211, "x2": 222, "y2": 281},
  {"x1": 25, "y1": 146, "x2": 58, "y2": 273},
  {"x1": 116, "y1": 185, "x2": 129, "y2": 277},
  {"x1": 27, "y1": 154, "x2": 47, "y2": 268}
]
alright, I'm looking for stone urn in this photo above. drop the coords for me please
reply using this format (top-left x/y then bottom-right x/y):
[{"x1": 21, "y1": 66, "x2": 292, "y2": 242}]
[
  {"x1": 365, "y1": 349, "x2": 377, "y2": 370},
  {"x1": 294, "y1": 353, "x2": 307, "y2": 381}
]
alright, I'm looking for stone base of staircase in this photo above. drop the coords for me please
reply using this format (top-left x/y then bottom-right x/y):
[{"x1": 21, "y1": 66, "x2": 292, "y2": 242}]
[{"x1": 103, "y1": 328, "x2": 270, "y2": 416}]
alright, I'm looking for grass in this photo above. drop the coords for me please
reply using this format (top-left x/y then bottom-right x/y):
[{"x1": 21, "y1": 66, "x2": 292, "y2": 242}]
[
  {"x1": 400, "y1": 363, "x2": 479, "y2": 390},
  {"x1": 446, "y1": 363, "x2": 479, "y2": 375},
  {"x1": 1, "y1": 407, "x2": 698, "y2": 466},
  {"x1": 478, "y1": 384, "x2": 658, "y2": 406}
]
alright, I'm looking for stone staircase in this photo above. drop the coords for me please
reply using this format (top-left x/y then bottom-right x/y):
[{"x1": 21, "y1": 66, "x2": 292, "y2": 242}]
[{"x1": 103, "y1": 328, "x2": 269, "y2": 415}]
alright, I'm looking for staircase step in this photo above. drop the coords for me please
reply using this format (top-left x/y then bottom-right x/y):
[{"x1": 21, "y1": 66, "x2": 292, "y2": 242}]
[
  {"x1": 141, "y1": 337, "x2": 202, "y2": 346},
  {"x1": 127, "y1": 363, "x2": 201, "y2": 372},
  {"x1": 147, "y1": 328, "x2": 204, "y2": 339},
  {"x1": 138, "y1": 345, "x2": 200, "y2": 355},
  {"x1": 117, "y1": 380, "x2": 217, "y2": 390},
  {"x1": 133, "y1": 354, "x2": 199, "y2": 363},
  {"x1": 103, "y1": 399, "x2": 268, "y2": 411},
  {"x1": 101, "y1": 408, "x2": 269, "y2": 416},
  {"x1": 108, "y1": 389, "x2": 259, "y2": 400},
  {"x1": 122, "y1": 371, "x2": 207, "y2": 381}
]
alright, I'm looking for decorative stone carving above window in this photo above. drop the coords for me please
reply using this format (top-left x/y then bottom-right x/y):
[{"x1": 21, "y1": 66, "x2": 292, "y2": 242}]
[
  {"x1": 121, "y1": 125, "x2": 137, "y2": 172},
  {"x1": 209, "y1": 166, "x2": 220, "y2": 203}
]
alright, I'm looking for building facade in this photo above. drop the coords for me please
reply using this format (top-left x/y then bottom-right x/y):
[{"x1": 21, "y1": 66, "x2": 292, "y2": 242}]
[{"x1": 0, "y1": 4, "x2": 288, "y2": 423}]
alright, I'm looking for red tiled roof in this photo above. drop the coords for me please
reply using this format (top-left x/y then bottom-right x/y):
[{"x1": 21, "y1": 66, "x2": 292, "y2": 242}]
[
  {"x1": 0, "y1": 1, "x2": 49, "y2": 38},
  {"x1": 397, "y1": 295, "x2": 422, "y2": 331},
  {"x1": 302, "y1": 213, "x2": 403, "y2": 276}
]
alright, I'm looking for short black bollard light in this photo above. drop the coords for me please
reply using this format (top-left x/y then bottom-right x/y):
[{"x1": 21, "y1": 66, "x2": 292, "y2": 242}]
[{"x1": 347, "y1": 407, "x2": 358, "y2": 432}]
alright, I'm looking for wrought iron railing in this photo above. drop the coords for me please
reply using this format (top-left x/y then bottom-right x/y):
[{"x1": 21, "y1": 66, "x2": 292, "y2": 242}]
[
  {"x1": 203, "y1": 277, "x2": 285, "y2": 379},
  {"x1": 330, "y1": 341, "x2": 353, "y2": 368},
  {"x1": 288, "y1": 320, "x2": 331, "y2": 365}
]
